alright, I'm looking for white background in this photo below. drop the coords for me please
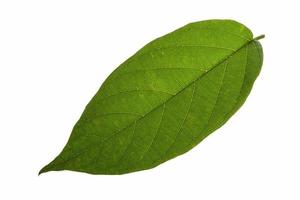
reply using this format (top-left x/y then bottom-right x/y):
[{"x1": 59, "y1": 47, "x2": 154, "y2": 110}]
[{"x1": 0, "y1": 0, "x2": 299, "y2": 199}]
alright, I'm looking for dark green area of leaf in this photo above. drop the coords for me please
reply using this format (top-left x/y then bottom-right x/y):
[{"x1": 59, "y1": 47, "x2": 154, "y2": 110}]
[{"x1": 40, "y1": 19, "x2": 264, "y2": 175}]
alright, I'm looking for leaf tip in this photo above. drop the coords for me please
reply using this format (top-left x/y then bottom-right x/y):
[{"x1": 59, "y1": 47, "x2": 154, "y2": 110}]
[
  {"x1": 38, "y1": 164, "x2": 53, "y2": 175},
  {"x1": 38, "y1": 167, "x2": 47, "y2": 176}
]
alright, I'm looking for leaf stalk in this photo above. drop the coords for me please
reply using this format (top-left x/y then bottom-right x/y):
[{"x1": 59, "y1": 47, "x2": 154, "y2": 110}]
[{"x1": 254, "y1": 34, "x2": 265, "y2": 40}]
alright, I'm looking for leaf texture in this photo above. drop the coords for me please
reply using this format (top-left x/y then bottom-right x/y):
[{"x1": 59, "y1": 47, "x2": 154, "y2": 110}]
[{"x1": 40, "y1": 19, "x2": 264, "y2": 175}]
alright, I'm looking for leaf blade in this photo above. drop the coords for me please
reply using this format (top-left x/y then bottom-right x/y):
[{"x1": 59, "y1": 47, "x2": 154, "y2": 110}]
[{"x1": 40, "y1": 19, "x2": 263, "y2": 175}]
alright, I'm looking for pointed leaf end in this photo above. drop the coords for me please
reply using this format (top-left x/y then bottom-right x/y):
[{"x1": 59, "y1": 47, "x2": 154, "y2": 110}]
[
  {"x1": 38, "y1": 165, "x2": 49, "y2": 176},
  {"x1": 39, "y1": 162, "x2": 56, "y2": 175}
]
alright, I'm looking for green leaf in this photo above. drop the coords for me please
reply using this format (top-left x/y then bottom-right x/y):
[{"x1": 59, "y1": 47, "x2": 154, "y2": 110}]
[{"x1": 40, "y1": 19, "x2": 264, "y2": 175}]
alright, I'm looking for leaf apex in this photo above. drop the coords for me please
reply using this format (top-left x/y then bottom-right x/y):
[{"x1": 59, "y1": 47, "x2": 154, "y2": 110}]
[
  {"x1": 38, "y1": 165, "x2": 49, "y2": 175},
  {"x1": 39, "y1": 162, "x2": 56, "y2": 175}
]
